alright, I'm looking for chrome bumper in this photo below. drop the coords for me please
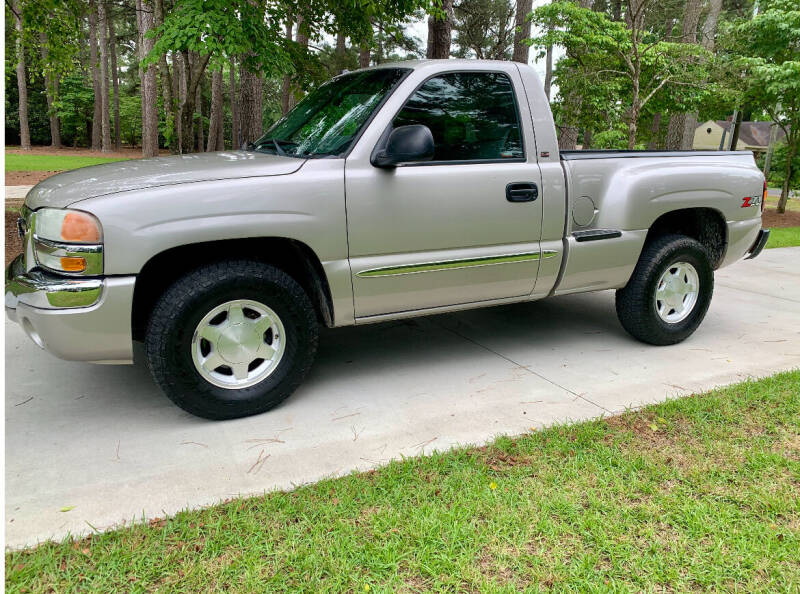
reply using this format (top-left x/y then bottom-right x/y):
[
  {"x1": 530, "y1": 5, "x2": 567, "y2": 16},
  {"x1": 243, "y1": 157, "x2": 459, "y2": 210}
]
[
  {"x1": 745, "y1": 229, "x2": 770, "y2": 260},
  {"x1": 5, "y1": 255, "x2": 136, "y2": 364},
  {"x1": 5, "y1": 254, "x2": 103, "y2": 312}
]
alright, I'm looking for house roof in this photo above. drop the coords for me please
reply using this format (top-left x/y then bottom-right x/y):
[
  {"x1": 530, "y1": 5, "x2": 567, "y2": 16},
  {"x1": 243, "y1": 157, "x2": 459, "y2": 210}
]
[{"x1": 713, "y1": 120, "x2": 787, "y2": 148}]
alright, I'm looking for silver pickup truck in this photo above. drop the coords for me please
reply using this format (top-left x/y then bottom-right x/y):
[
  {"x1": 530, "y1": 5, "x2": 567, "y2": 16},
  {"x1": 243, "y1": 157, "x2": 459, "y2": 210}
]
[{"x1": 6, "y1": 59, "x2": 770, "y2": 419}]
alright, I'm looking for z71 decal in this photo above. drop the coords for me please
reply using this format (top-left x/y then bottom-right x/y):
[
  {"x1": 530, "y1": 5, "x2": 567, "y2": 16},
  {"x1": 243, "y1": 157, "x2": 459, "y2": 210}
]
[{"x1": 742, "y1": 195, "x2": 761, "y2": 208}]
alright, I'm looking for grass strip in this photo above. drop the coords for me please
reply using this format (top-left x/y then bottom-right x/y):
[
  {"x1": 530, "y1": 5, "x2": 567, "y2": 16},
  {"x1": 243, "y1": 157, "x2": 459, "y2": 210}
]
[
  {"x1": 766, "y1": 226, "x2": 800, "y2": 249},
  {"x1": 5, "y1": 153, "x2": 128, "y2": 172}
]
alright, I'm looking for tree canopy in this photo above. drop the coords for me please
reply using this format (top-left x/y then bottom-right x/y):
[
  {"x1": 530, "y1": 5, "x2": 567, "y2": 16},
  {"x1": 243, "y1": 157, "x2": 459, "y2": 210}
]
[{"x1": 4, "y1": 0, "x2": 798, "y2": 200}]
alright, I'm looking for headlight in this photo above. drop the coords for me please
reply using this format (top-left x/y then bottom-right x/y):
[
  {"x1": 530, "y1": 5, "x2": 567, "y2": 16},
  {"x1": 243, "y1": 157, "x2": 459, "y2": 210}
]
[
  {"x1": 34, "y1": 208, "x2": 102, "y2": 244},
  {"x1": 32, "y1": 208, "x2": 103, "y2": 275}
]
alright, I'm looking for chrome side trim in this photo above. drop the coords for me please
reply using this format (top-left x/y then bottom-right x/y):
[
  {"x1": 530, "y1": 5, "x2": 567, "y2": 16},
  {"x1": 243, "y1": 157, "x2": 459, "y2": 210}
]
[
  {"x1": 356, "y1": 250, "x2": 557, "y2": 278},
  {"x1": 5, "y1": 255, "x2": 103, "y2": 309}
]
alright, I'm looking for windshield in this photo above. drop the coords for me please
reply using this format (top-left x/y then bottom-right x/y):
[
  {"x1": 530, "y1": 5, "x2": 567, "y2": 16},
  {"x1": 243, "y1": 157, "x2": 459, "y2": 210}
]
[{"x1": 252, "y1": 68, "x2": 409, "y2": 158}]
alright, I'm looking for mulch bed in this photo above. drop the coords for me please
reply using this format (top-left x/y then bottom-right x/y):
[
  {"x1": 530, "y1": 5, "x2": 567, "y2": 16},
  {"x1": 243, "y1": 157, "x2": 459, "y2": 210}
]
[
  {"x1": 762, "y1": 208, "x2": 800, "y2": 228},
  {"x1": 5, "y1": 170, "x2": 60, "y2": 185}
]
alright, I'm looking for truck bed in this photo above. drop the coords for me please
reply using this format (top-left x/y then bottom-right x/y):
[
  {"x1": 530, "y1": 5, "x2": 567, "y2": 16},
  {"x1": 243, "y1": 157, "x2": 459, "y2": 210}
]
[{"x1": 550, "y1": 148, "x2": 764, "y2": 296}]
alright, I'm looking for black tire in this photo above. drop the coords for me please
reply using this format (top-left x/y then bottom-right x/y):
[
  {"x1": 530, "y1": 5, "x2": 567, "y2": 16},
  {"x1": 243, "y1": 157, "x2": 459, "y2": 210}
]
[
  {"x1": 615, "y1": 234, "x2": 714, "y2": 346},
  {"x1": 145, "y1": 260, "x2": 318, "y2": 419}
]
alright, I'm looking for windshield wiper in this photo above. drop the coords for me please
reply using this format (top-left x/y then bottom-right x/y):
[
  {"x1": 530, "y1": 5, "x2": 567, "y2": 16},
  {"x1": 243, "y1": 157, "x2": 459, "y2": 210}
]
[
  {"x1": 298, "y1": 149, "x2": 339, "y2": 159},
  {"x1": 253, "y1": 138, "x2": 304, "y2": 157},
  {"x1": 269, "y1": 139, "x2": 286, "y2": 156}
]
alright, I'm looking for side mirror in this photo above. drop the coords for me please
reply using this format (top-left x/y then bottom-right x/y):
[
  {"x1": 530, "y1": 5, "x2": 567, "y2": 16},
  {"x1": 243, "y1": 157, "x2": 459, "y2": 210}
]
[{"x1": 372, "y1": 125, "x2": 435, "y2": 168}]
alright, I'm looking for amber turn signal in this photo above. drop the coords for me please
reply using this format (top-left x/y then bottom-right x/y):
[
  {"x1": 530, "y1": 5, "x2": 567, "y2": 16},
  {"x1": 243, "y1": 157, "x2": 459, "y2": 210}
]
[
  {"x1": 60, "y1": 256, "x2": 87, "y2": 272},
  {"x1": 61, "y1": 212, "x2": 101, "y2": 243}
]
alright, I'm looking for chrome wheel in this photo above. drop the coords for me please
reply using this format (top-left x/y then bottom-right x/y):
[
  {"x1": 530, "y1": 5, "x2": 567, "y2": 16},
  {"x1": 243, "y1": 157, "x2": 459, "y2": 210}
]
[
  {"x1": 191, "y1": 299, "x2": 286, "y2": 389},
  {"x1": 655, "y1": 261, "x2": 700, "y2": 324}
]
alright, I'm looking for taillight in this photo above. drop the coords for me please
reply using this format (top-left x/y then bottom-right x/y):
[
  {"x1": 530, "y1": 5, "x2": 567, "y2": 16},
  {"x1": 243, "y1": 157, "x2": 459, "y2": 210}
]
[{"x1": 762, "y1": 180, "x2": 767, "y2": 212}]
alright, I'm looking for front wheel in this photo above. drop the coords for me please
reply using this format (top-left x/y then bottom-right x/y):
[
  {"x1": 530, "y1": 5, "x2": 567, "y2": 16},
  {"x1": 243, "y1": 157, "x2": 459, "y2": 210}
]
[
  {"x1": 145, "y1": 260, "x2": 318, "y2": 419},
  {"x1": 615, "y1": 234, "x2": 714, "y2": 346}
]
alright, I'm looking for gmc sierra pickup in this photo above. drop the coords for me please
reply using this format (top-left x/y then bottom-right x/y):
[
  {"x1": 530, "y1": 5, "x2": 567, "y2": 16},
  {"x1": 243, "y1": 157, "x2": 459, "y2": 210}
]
[{"x1": 6, "y1": 59, "x2": 770, "y2": 419}]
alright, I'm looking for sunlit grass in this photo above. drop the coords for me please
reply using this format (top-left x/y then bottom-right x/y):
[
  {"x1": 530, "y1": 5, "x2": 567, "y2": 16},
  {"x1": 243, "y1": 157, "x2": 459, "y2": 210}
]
[
  {"x1": 5, "y1": 153, "x2": 128, "y2": 172},
  {"x1": 766, "y1": 227, "x2": 800, "y2": 249}
]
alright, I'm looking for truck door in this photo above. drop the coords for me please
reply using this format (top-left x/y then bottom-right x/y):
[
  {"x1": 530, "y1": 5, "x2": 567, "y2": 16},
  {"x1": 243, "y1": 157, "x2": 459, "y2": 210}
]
[{"x1": 344, "y1": 67, "x2": 544, "y2": 319}]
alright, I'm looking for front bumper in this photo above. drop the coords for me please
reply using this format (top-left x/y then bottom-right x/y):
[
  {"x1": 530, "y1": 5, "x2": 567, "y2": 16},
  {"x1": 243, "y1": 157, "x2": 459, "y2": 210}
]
[
  {"x1": 745, "y1": 228, "x2": 770, "y2": 260},
  {"x1": 6, "y1": 255, "x2": 136, "y2": 363}
]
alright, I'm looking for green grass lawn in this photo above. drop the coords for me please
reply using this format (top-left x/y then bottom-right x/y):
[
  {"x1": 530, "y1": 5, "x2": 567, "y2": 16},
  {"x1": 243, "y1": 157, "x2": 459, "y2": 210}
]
[
  {"x1": 5, "y1": 153, "x2": 128, "y2": 172},
  {"x1": 6, "y1": 371, "x2": 799, "y2": 592},
  {"x1": 766, "y1": 227, "x2": 800, "y2": 249}
]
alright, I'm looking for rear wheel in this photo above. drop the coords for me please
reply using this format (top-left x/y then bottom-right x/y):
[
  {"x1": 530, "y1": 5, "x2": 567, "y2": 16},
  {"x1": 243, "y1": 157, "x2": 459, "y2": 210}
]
[
  {"x1": 145, "y1": 260, "x2": 318, "y2": 419},
  {"x1": 615, "y1": 234, "x2": 714, "y2": 345}
]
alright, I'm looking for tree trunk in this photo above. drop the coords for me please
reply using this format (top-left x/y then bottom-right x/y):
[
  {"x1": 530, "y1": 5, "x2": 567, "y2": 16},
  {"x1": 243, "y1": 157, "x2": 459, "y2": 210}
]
[
  {"x1": 729, "y1": 109, "x2": 744, "y2": 150},
  {"x1": 543, "y1": 45, "x2": 553, "y2": 101},
  {"x1": 281, "y1": 19, "x2": 294, "y2": 115},
  {"x1": 179, "y1": 51, "x2": 211, "y2": 154},
  {"x1": 98, "y1": 0, "x2": 112, "y2": 152},
  {"x1": 558, "y1": 126, "x2": 579, "y2": 150},
  {"x1": 238, "y1": 63, "x2": 263, "y2": 145},
  {"x1": 627, "y1": 78, "x2": 640, "y2": 150},
  {"x1": 376, "y1": 21, "x2": 385, "y2": 63},
  {"x1": 230, "y1": 56, "x2": 239, "y2": 148},
  {"x1": 610, "y1": 0, "x2": 622, "y2": 21},
  {"x1": 174, "y1": 51, "x2": 185, "y2": 148},
  {"x1": 627, "y1": 120, "x2": 638, "y2": 150},
  {"x1": 426, "y1": 0, "x2": 453, "y2": 59},
  {"x1": 89, "y1": 0, "x2": 102, "y2": 150},
  {"x1": 12, "y1": 0, "x2": 30, "y2": 149},
  {"x1": 777, "y1": 139, "x2": 796, "y2": 214},
  {"x1": 297, "y1": 16, "x2": 308, "y2": 48},
  {"x1": 155, "y1": 0, "x2": 177, "y2": 153},
  {"x1": 582, "y1": 129, "x2": 593, "y2": 149},
  {"x1": 195, "y1": 73, "x2": 204, "y2": 151},
  {"x1": 558, "y1": 0, "x2": 593, "y2": 147},
  {"x1": 665, "y1": 0, "x2": 703, "y2": 150},
  {"x1": 108, "y1": 9, "x2": 121, "y2": 150},
  {"x1": 39, "y1": 33, "x2": 62, "y2": 149},
  {"x1": 291, "y1": 19, "x2": 308, "y2": 113},
  {"x1": 512, "y1": 0, "x2": 533, "y2": 64},
  {"x1": 558, "y1": 88, "x2": 581, "y2": 149},
  {"x1": 665, "y1": 113, "x2": 697, "y2": 150},
  {"x1": 336, "y1": 30, "x2": 346, "y2": 55},
  {"x1": 647, "y1": 113, "x2": 662, "y2": 149},
  {"x1": 207, "y1": 69, "x2": 224, "y2": 152},
  {"x1": 334, "y1": 29, "x2": 348, "y2": 74},
  {"x1": 136, "y1": 0, "x2": 159, "y2": 156},
  {"x1": 359, "y1": 46, "x2": 371, "y2": 68},
  {"x1": 701, "y1": 0, "x2": 724, "y2": 51}
]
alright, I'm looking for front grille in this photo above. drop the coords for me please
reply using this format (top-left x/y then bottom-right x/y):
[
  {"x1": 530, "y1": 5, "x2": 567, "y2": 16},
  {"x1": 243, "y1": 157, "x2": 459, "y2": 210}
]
[
  {"x1": 16, "y1": 216, "x2": 27, "y2": 239},
  {"x1": 18, "y1": 205, "x2": 33, "y2": 271}
]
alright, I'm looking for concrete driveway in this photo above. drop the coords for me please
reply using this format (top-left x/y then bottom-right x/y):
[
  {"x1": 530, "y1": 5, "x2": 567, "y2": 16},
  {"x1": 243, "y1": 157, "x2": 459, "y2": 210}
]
[{"x1": 6, "y1": 247, "x2": 800, "y2": 548}]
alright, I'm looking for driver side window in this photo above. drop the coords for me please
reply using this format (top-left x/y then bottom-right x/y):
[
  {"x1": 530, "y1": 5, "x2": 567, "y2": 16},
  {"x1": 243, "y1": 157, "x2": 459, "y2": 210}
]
[{"x1": 392, "y1": 72, "x2": 524, "y2": 163}]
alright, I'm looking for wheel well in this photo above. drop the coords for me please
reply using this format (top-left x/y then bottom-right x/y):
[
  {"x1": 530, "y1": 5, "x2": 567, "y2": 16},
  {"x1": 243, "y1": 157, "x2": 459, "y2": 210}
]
[
  {"x1": 645, "y1": 208, "x2": 727, "y2": 269},
  {"x1": 131, "y1": 238, "x2": 334, "y2": 341}
]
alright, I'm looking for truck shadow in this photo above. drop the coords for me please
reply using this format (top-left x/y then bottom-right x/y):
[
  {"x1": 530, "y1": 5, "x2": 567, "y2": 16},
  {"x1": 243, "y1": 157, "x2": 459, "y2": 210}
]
[
  {"x1": 313, "y1": 291, "x2": 625, "y2": 374},
  {"x1": 6, "y1": 291, "x2": 626, "y2": 424}
]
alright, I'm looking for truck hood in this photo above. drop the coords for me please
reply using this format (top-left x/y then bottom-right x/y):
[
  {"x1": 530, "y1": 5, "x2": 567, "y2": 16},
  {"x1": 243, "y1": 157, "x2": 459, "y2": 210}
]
[{"x1": 24, "y1": 151, "x2": 306, "y2": 209}]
